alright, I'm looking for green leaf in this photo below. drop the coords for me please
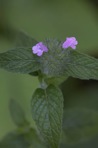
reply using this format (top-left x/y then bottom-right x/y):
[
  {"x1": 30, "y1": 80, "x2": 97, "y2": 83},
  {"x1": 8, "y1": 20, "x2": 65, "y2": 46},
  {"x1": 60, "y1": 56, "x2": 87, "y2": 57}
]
[
  {"x1": 45, "y1": 75, "x2": 68, "y2": 86},
  {"x1": 31, "y1": 84, "x2": 63, "y2": 148},
  {"x1": 63, "y1": 108, "x2": 98, "y2": 144},
  {"x1": 9, "y1": 99, "x2": 28, "y2": 127},
  {"x1": 0, "y1": 47, "x2": 40, "y2": 73},
  {"x1": 65, "y1": 51, "x2": 98, "y2": 80}
]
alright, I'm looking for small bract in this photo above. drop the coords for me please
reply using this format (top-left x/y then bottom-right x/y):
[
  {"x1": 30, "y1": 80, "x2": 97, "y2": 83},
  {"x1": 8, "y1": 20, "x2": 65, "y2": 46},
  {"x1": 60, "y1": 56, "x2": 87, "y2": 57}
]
[
  {"x1": 62, "y1": 37, "x2": 78, "y2": 49},
  {"x1": 32, "y1": 42, "x2": 48, "y2": 56}
]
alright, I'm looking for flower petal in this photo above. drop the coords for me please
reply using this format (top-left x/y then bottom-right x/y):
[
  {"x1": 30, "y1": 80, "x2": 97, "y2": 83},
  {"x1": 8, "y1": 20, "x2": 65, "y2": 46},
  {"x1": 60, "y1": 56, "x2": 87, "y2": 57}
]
[
  {"x1": 62, "y1": 37, "x2": 78, "y2": 50},
  {"x1": 32, "y1": 42, "x2": 48, "y2": 56},
  {"x1": 37, "y1": 50, "x2": 43, "y2": 56}
]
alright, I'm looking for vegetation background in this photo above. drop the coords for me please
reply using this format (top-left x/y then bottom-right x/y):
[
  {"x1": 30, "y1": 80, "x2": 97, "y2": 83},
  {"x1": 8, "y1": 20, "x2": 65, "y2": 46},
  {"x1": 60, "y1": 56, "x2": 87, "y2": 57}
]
[{"x1": 0, "y1": 0, "x2": 98, "y2": 147}]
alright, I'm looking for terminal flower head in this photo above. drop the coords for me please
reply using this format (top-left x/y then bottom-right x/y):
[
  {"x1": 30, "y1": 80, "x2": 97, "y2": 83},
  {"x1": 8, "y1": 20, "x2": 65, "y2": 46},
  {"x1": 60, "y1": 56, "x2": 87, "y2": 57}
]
[
  {"x1": 62, "y1": 37, "x2": 78, "y2": 49},
  {"x1": 32, "y1": 42, "x2": 48, "y2": 56}
]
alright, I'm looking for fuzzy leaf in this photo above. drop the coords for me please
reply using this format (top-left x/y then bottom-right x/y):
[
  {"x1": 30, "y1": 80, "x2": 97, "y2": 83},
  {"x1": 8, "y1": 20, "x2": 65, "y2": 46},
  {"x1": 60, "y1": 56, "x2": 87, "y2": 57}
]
[
  {"x1": 65, "y1": 51, "x2": 98, "y2": 80},
  {"x1": 0, "y1": 47, "x2": 40, "y2": 73},
  {"x1": 45, "y1": 75, "x2": 68, "y2": 86},
  {"x1": 31, "y1": 84, "x2": 63, "y2": 148}
]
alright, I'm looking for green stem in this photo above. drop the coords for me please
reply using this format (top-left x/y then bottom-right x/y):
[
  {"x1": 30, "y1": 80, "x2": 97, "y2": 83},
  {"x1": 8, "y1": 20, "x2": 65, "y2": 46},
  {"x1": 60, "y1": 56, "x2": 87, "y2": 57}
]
[{"x1": 38, "y1": 73, "x2": 48, "y2": 89}]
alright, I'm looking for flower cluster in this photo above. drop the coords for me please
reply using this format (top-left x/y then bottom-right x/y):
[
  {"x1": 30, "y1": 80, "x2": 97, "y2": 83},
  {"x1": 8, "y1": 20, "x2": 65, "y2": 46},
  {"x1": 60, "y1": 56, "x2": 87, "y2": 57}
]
[{"x1": 32, "y1": 37, "x2": 78, "y2": 56}]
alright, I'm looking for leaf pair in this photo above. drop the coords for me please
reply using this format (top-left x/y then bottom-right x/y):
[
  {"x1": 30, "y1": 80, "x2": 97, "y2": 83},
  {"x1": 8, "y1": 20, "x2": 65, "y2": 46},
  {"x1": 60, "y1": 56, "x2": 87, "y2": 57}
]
[{"x1": 1, "y1": 35, "x2": 98, "y2": 81}]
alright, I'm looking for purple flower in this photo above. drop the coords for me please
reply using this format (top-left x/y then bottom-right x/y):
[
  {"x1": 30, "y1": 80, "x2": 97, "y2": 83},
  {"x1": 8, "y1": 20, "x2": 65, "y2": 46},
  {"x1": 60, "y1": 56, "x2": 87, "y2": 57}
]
[
  {"x1": 32, "y1": 42, "x2": 48, "y2": 56},
  {"x1": 62, "y1": 37, "x2": 78, "y2": 49}
]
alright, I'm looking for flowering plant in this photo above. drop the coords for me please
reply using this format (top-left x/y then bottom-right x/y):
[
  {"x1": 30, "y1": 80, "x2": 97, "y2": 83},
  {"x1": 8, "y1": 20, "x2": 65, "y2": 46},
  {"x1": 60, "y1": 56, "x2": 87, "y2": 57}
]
[{"x1": 0, "y1": 32, "x2": 98, "y2": 148}]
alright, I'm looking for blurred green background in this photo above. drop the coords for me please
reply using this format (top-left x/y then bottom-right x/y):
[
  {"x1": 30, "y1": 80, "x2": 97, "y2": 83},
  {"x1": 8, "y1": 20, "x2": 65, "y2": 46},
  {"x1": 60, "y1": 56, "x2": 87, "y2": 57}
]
[{"x1": 0, "y1": 0, "x2": 98, "y2": 147}]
